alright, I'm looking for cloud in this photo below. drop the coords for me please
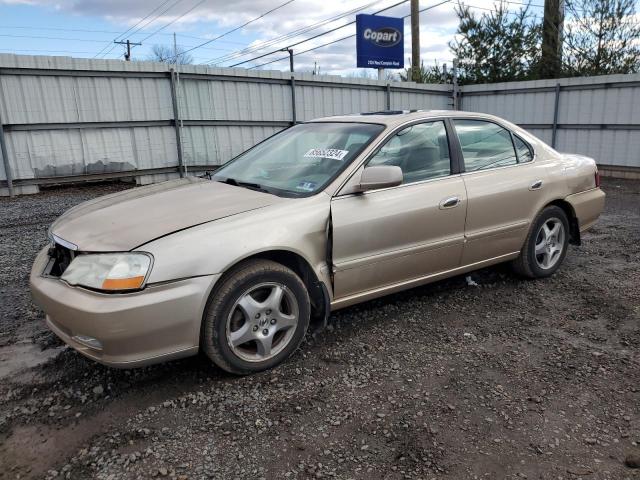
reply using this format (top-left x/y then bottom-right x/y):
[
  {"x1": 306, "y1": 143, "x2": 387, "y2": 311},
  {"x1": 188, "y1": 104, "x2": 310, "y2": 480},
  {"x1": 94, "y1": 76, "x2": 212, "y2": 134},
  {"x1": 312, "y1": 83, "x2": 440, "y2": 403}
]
[{"x1": 0, "y1": 0, "x2": 533, "y2": 74}]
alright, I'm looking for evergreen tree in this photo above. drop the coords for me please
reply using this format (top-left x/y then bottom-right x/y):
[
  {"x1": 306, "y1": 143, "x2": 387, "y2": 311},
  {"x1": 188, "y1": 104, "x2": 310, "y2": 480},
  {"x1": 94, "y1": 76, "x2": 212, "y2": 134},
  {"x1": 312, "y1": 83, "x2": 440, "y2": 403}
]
[
  {"x1": 399, "y1": 60, "x2": 452, "y2": 84},
  {"x1": 449, "y1": 2, "x2": 542, "y2": 84},
  {"x1": 563, "y1": 0, "x2": 640, "y2": 75}
]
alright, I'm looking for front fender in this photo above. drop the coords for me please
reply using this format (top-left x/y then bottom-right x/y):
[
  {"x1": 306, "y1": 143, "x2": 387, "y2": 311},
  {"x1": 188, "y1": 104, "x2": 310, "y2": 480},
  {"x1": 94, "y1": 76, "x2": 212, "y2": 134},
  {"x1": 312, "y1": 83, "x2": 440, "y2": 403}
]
[{"x1": 142, "y1": 195, "x2": 331, "y2": 286}]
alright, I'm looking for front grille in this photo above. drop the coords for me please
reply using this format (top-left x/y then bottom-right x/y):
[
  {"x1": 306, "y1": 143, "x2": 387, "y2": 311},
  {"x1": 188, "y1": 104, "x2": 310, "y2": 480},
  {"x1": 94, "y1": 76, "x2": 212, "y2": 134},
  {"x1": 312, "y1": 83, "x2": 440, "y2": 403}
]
[{"x1": 47, "y1": 242, "x2": 74, "y2": 277}]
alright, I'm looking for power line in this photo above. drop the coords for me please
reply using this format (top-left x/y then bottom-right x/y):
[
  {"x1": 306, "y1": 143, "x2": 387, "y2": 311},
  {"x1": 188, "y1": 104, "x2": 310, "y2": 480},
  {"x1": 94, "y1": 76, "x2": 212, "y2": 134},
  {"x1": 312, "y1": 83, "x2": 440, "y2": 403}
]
[
  {"x1": 98, "y1": 0, "x2": 186, "y2": 59},
  {"x1": 0, "y1": 48, "x2": 104, "y2": 55},
  {"x1": 229, "y1": 0, "x2": 410, "y2": 68},
  {"x1": 0, "y1": 33, "x2": 123, "y2": 43},
  {"x1": 139, "y1": 0, "x2": 208, "y2": 43},
  {"x1": 206, "y1": 0, "x2": 385, "y2": 65},
  {"x1": 93, "y1": 0, "x2": 175, "y2": 58},
  {"x1": 0, "y1": 31, "x2": 234, "y2": 58},
  {"x1": 209, "y1": 0, "x2": 381, "y2": 64},
  {"x1": 0, "y1": 25, "x2": 248, "y2": 45},
  {"x1": 249, "y1": 0, "x2": 452, "y2": 70},
  {"x1": 121, "y1": 0, "x2": 185, "y2": 39},
  {"x1": 459, "y1": 0, "x2": 545, "y2": 11},
  {"x1": 175, "y1": 0, "x2": 296, "y2": 60}
]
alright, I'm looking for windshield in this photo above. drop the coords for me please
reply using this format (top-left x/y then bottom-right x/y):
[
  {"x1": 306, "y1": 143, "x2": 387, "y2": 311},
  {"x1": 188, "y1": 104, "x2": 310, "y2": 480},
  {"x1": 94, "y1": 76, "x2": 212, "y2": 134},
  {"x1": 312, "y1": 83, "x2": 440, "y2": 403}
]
[{"x1": 212, "y1": 122, "x2": 385, "y2": 196}]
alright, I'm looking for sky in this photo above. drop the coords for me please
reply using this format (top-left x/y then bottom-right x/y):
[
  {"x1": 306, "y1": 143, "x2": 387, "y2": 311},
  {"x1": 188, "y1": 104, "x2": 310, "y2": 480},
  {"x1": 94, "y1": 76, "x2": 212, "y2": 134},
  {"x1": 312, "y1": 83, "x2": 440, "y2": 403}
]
[{"x1": 0, "y1": 0, "x2": 547, "y2": 76}]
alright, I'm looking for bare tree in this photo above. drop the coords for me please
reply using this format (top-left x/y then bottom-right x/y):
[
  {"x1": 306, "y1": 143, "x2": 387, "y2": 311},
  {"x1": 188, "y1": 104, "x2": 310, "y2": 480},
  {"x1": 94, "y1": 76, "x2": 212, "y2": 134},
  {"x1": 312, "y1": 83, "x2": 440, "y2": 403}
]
[
  {"x1": 563, "y1": 0, "x2": 640, "y2": 75},
  {"x1": 147, "y1": 44, "x2": 194, "y2": 65},
  {"x1": 345, "y1": 69, "x2": 399, "y2": 81}
]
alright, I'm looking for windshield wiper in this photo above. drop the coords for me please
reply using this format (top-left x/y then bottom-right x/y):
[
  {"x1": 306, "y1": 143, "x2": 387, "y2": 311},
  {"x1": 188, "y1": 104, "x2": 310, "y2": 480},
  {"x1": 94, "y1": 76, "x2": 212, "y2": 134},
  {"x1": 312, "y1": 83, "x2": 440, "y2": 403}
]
[{"x1": 219, "y1": 177, "x2": 271, "y2": 194}]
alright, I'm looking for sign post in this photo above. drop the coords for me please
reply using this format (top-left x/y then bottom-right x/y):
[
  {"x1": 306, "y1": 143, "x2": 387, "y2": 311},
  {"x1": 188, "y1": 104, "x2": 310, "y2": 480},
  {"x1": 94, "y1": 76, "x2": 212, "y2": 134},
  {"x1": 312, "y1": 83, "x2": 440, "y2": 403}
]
[{"x1": 356, "y1": 14, "x2": 404, "y2": 72}]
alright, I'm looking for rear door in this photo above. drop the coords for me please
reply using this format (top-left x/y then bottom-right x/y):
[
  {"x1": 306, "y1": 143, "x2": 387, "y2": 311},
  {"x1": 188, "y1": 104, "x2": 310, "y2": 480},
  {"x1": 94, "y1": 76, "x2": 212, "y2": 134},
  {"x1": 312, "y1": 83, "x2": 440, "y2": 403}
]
[
  {"x1": 330, "y1": 119, "x2": 467, "y2": 300},
  {"x1": 451, "y1": 118, "x2": 549, "y2": 265}
]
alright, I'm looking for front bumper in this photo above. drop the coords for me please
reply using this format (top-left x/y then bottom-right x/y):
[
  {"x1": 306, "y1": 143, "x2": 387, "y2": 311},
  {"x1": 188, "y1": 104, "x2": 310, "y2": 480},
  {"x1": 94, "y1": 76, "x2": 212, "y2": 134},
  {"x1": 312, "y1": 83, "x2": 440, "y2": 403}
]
[{"x1": 30, "y1": 247, "x2": 220, "y2": 368}]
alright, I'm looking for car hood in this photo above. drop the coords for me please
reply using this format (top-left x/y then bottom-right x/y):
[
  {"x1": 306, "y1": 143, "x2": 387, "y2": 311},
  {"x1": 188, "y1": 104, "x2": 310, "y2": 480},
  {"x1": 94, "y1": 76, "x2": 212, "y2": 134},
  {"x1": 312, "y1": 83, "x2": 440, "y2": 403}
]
[{"x1": 50, "y1": 177, "x2": 284, "y2": 251}]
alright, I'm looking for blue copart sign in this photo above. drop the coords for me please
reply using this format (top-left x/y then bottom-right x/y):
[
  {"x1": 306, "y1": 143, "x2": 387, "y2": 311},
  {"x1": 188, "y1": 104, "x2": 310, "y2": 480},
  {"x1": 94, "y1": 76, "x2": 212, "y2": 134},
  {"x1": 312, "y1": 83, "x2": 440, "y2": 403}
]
[{"x1": 356, "y1": 14, "x2": 404, "y2": 69}]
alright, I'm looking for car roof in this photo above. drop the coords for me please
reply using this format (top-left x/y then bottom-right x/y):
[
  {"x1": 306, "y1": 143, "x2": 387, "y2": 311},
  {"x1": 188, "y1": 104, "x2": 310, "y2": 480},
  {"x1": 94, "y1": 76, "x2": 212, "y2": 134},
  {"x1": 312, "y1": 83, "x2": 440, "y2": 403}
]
[{"x1": 308, "y1": 110, "x2": 505, "y2": 128}]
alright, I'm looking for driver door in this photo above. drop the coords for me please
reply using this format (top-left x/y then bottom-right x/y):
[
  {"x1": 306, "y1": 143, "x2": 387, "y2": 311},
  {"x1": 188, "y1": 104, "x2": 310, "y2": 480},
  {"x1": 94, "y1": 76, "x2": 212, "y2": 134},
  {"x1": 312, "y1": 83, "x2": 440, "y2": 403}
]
[{"x1": 330, "y1": 120, "x2": 467, "y2": 301}]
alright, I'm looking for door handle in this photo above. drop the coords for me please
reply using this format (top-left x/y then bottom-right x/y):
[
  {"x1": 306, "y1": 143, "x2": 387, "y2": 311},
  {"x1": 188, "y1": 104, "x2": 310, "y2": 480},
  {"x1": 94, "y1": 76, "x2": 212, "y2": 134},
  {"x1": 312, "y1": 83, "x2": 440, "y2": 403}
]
[
  {"x1": 439, "y1": 196, "x2": 460, "y2": 209},
  {"x1": 529, "y1": 180, "x2": 543, "y2": 191}
]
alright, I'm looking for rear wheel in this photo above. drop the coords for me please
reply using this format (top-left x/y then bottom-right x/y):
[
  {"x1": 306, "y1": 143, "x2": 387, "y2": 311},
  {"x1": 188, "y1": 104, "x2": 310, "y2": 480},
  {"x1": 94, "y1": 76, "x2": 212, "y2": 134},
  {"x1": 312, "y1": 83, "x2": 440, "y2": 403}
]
[
  {"x1": 513, "y1": 206, "x2": 569, "y2": 278},
  {"x1": 201, "y1": 259, "x2": 310, "y2": 375}
]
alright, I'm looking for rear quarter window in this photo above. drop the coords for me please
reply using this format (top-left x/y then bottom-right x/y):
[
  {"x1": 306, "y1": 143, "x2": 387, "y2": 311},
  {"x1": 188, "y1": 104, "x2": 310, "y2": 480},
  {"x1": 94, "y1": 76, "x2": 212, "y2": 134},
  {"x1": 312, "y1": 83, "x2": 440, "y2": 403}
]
[{"x1": 513, "y1": 135, "x2": 534, "y2": 163}]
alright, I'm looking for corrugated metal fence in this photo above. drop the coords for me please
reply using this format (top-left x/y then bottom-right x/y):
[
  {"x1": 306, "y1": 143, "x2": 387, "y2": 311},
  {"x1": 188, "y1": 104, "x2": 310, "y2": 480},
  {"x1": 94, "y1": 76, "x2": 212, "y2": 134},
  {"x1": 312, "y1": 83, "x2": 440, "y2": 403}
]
[
  {"x1": 460, "y1": 75, "x2": 640, "y2": 178},
  {"x1": 0, "y1": 54, "x2": 638, "y2": 195},
  {"x1": 0, "y1": 54, "x2": 449, "y2": 195}
]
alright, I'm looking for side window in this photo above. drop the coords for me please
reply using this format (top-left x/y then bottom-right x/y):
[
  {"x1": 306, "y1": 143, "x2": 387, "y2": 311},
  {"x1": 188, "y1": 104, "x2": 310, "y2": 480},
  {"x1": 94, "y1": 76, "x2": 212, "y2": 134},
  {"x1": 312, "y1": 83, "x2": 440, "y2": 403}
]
[
  {"x1": 367, "y1": 121, "x2": 451, "y2": 184},
  {"x1": 513, "y1": 135, "x2": 533, "y2": 163},
  {"x1": 454, "y1": 120, "x2": 517, "y2": 172}
]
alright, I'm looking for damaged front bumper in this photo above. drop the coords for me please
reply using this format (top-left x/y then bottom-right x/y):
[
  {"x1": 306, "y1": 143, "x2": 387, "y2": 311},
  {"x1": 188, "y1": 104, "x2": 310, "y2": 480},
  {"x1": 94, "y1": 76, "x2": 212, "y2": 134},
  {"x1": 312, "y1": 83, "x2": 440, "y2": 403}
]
[{"x1": 30, "y1": 246, "x2": 219, "y2": 368}]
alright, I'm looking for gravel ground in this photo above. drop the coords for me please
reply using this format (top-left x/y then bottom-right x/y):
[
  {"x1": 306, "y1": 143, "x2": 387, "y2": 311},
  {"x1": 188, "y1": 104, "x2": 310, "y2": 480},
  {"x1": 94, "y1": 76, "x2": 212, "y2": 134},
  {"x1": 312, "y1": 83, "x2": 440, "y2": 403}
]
[{"x1": 0, "y1": 179, "x2": 639, "y2": 480}]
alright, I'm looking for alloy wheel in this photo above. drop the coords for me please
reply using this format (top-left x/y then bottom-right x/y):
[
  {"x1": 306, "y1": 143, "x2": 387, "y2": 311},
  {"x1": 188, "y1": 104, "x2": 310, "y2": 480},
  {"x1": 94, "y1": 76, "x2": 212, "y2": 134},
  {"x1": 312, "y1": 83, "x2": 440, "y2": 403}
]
[
  {"x1": 534, "y1": 217, "x2": 565, "y2": 270},
  {"x1": 226, "y1": 282, "x2": 299, "y2": 362}
]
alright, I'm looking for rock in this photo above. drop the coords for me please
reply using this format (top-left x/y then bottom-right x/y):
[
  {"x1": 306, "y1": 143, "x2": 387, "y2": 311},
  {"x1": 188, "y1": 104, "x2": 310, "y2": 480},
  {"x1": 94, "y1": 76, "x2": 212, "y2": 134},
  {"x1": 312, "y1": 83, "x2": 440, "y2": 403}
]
[
  {"x1": 92, "y1": 385, "x2": 104, "y2": 395},
  {"x1": 465, "y1": 276, "x2": 479, "y2": 287},
  {"x1": 584, "y1": 438, "x2": 597, "y2": 445},
  {"x1": 567, "y1": 467, "x2": 593, "y2": 475},
  {"x1": 625, "y1": 454, "x2": 640, "y2": 469},
  {"x1": 158, "y1": 467, "x2": 168, "y2": 476}
]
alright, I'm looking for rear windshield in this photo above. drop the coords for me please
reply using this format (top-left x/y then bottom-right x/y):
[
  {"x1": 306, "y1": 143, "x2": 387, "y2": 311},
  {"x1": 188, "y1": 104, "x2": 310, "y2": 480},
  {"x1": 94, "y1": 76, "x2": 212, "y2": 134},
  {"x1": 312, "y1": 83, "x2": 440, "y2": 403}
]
[{"x1": 213, "y1": 122, "x2": 384, "y2": 197}]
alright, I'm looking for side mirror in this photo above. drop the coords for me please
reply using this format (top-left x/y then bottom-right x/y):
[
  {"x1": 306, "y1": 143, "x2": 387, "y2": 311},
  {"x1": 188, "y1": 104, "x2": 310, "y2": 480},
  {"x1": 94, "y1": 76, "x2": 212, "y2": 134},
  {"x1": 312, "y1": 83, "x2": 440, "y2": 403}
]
[{"x1": 357, "y1": 165, "x2": 403, "y2": 192}]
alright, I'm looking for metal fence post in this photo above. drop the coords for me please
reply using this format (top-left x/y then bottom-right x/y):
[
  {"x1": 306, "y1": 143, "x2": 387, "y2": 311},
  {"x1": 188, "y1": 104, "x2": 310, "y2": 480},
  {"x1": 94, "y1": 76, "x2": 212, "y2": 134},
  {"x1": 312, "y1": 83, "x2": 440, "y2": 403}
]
[
  {"x1": 0, "y1": 116, "x2": 13, "y2": 198},
  {"x1": 452, "y1": 59, "x2": 459, "y2": 111},
  {"x1": 290, "y1": 75, "x2": 297, "y2": 124},
  {"x1": 169, "y1": 69, "x2": 185, "y2": 178},
  {"x1": 0, "y1": 71, "x2": 14, "y2": 197},
  {"x1": 386, "y1": 83, "x2": 391, "y2": 110},
  {"x1": 551, "y1": 82, "x2": 561, "y2": 149}
]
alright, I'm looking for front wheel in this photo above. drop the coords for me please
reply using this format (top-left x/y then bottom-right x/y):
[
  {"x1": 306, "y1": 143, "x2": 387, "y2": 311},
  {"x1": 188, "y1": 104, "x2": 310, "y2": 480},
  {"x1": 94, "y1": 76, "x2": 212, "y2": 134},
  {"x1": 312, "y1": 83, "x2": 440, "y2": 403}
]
[
  {"x1": 201, "y1": 259, "x2": 310, "y2": 375},
  {"x1": 512, "y1": 205, "x2": 569, "y2": 278}
]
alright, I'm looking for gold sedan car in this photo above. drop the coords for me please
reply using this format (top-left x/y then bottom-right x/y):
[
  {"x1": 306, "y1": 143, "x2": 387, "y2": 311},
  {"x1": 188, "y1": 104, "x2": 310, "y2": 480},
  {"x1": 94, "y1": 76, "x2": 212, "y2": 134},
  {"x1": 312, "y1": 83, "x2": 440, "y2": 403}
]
[{"x1": 30, "y1": 111, "x2": 605, "y2": 374}]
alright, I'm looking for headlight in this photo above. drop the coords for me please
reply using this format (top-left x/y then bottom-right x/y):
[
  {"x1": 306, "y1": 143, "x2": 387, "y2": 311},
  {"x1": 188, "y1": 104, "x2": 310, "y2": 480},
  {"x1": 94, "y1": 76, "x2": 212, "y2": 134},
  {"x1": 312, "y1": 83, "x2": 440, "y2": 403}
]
[{"x1": 61, "y1": 253, "x2": 152, "y2": 292}]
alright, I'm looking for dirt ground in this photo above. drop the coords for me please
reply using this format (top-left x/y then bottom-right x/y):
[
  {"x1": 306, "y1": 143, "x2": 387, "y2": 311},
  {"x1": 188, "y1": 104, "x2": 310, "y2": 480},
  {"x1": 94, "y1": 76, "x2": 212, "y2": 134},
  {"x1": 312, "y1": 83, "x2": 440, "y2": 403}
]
[{"x1": 0, "y1": 178, "x2": 638, "y2": 480}]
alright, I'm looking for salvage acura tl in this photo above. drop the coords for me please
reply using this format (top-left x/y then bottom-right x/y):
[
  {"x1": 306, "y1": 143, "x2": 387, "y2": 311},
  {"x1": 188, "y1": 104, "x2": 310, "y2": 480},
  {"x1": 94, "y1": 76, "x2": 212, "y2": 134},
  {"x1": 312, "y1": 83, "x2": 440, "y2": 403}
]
[{"x1": 30, "y1": 111, "x2": 605, "y2": 374}]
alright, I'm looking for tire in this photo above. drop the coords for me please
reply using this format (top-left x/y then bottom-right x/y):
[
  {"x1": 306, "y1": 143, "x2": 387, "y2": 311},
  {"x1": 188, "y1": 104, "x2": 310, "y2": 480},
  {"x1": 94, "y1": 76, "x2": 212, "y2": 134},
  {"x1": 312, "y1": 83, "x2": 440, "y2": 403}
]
[
  {"x1": 512, "y1": 205, "x2": 570, "y2": 279},
  {"x1": 201, "y1": 259, "x2": 310, "y2": 375}
]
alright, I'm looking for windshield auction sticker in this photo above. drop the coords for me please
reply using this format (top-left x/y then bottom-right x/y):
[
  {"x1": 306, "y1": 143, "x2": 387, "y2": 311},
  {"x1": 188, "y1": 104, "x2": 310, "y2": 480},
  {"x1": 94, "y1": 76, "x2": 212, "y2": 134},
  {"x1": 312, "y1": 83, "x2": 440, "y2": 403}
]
[{"x1": 304, "y1": 148, "x2": 349, "y2": 161}]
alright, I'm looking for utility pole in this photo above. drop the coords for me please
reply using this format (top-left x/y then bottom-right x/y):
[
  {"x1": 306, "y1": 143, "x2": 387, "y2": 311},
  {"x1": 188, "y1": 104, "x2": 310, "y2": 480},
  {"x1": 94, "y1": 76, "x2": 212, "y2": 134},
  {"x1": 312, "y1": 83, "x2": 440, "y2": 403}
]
[
  {"x1": 114, "y1": 39, "x2": 141, "y2": 61},
  {"x1": 173, "y1": 32, "x2": 178, "y2": 64},
  {"x1": 410, "y1": 0, "x2": 421, "y2": 82},
  {"x1": 541, "y1": 0, "x2": 564, "y2": 78}
]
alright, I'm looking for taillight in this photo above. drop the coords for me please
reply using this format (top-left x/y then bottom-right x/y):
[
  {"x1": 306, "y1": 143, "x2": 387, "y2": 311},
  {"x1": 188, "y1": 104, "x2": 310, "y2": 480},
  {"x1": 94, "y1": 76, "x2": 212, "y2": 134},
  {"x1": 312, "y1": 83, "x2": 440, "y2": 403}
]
[{"x1": 594, "y1": 170, "x2": 601, "y2": 188}]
